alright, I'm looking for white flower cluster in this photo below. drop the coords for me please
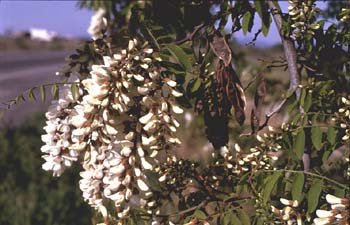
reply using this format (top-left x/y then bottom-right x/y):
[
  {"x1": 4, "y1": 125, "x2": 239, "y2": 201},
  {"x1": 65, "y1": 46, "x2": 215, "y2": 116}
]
[
  {"x1": 41, "y1": 39, "x2": 183, "y2": 221},
  {"x1": 331, "y1": 96, "x2": 350, "y2": 177},
  {"x1": 288, "y1": 0, "x2": 320, "y2": 37},
  {"x1": 87, "y1": 8, "x2": 107, "y2": 40},
  {"x1": 41, "y1": 83, "x2": 81, "y2": 177},
  {"x1": 335, "y1": 97, "x2": 350, "y2": 142},
  {"x1": 314, "y1": 194, "x2": 349, "y2": 225},
  {"x1": 271, "y1": 198, "x2": 304, "y2": 225},
  {"x1": 339, "y1": 8, "x2": 350, "y2": 23},
  {"x1": 233, "y1": 129, "x2": 280, "y2": 174}
]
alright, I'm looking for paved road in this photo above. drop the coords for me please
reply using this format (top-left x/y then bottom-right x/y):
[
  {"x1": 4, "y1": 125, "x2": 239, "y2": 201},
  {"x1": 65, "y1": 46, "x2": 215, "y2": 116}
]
[{"x1": 0, "y1": 50, "x2": 75, "y2": 126}]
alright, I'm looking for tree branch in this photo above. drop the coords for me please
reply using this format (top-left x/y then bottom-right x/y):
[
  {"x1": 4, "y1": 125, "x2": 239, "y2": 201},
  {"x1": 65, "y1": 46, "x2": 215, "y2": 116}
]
[
  {"x1": 267, "y1": 1, "x2": 310, "y2": 171},
  {"x1": 267, "y1": 1, "x2": 299, "y2": 92},
  {"x1": 174, "y1": 23, "x2": 205, "y2": 45}
]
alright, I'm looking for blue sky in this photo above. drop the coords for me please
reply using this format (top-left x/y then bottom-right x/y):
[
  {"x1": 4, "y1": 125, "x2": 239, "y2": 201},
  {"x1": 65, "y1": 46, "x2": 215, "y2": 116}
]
[
  {"x1": 0, "y1": 1, "x2": 328, "y2": 46},
  {"x1": 0, "y1": 1, "x2": 93, "y2": 38}
]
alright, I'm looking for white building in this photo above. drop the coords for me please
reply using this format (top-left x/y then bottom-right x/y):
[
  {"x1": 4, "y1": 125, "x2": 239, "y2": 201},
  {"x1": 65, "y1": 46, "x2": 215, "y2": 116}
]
[{"x1": 29, "y1": 28, "x2": 57, "y2": 42}]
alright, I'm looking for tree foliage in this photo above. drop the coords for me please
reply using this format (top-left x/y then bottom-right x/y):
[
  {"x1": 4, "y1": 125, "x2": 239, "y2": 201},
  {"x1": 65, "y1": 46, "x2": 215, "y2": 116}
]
[{"x1": 1, "y1": 0, "x2": 349, "y2": 224}]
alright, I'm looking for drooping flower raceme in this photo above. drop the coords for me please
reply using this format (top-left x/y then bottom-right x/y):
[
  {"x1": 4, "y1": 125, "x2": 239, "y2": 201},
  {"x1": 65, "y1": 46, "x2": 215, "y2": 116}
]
[
  {"x1": 41, "y1": 39, "x2": 183, "y2": 221},
  {"x1": 288, "y1": 0, "x2": 320, "y2": 38},
  {"x1": 313, "y1": 194, "x2": 349, "y2": 225},
  {"x1": 87, "y1": 8, "x2": 107, "y2": 39},
  {"x1": 271, "y1": 198, "x2": 303, "y2": 225},
  {"x1": 41, "y1": 83, "x2": 81, "y2": 177}
]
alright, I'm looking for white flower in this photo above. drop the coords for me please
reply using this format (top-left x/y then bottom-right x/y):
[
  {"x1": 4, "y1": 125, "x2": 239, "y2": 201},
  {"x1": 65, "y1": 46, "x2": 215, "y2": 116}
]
[
  {"x1": 139, "y1": 111, "x2": 154, "y2": 124},
  {"x1": 171, "y1": 103, "x2": 184, "y2": 114},
  {"x1": 105, "y1": 124, "x2": 118, "y2": 135},
  {"x1": 87, "y1": 8, "x2": 107, "y2": 39},
  {"x1": 313, "y1": 217, "x2": 334, "y2": 225},
  {"x1": 171, "y1": 89, "x2": 183, "y2": 97},
  {"x1": 313, "y1": 194, "x2": 349, "y2": 224},
  {"x1": 316, "y1": 209, "x2": 336, "y2": 218},
  {"x1": 326, "y1": 194, "x2": 345, "y2": 205},
  {"x1": 220, "y1": 146, "x2": 229, "y2": 157},
  {"x1": 142, "y1": 135, "x2": 157, "y2": 146},
  {"x1": 133, "y1": 74, "x2": 145, "y2": 82},
  {"x1": 137, "y1": 178, "x2": 149, "y2": 191},
  {"x1": 41, "y1": 39, "x2": 185, "y2": 221},
  {"x1": 141, "y1": 157, "x2": 153, "y2": 170},
  {"x1": 166, "y1": 79, "x2": 177, "y2": 87}
]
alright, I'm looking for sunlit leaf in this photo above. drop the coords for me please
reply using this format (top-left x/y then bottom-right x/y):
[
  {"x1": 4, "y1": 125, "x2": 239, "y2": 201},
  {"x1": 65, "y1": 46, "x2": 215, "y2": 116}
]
[
  {"x1": 165, "y1": 44, "x2": 192, "y2": 72},
  {"x1": 254, "y1": 0, "x2": 271, "y2": 36},
  {"x1": 51, "y1": 84, "x2": 59, "y2": 100},
  {"x1": 191, "y1": 78, "x2": 202, "y2": 93},
  {"x1": 307, "y1": 179, "x2": 323, "y2": 213},
  {"x1": 141, "y1": 25, "x2": 160, "y2": 50},
  {"x1": 144, "y1": 170, "x2": 162, "y2": 192},
  {"x1": 28, "y1": 88, "x2": 36, "y2": 101},
  {"x1": 40, "y1": 85, "x2": 46, "y2": 102},
  {"x1": 327, "y1": 127, "x2": 336, "y2": 145},
  {"x1": 311, "y1": 126, "x2": 322, "y2": 150},
  {"x1": 224, "y1": 211, "x2": 241, "y2": 225},
  {"x1": 237, "y1": 209, "x2": 251, "y2": 225},
  {"x1": 303, "y1": 92, "x2": 312, "y2": 112},
  {"x1": 71, "y1": 83, "x2": 79, "y2": 101},
  {"x1": 242, "y1": 11, "x2": 253, "y2": 35},
  {"x1": 291, "y1": 173, "x2": 304, "y2": 202},
  {"x1": 194, "y1": 209, "x2": 206, "y2": 220},
  {"x1": 262, "y1": 171, "x2": 282, "y2": 204},
  {"x1": 294, "y1": 129, "x2": 305, "y2": 159}
]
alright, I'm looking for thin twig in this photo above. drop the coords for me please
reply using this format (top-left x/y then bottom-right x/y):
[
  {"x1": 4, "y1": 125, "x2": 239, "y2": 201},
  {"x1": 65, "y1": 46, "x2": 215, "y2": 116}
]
[
  {"x1": 262, "y1": 169, "x2": 349, "y2": 190},
  {"x1": 246, "y1": 29, "x2": 262, "y2": 46},
  {"x1": 174, "y1": 23, "x2": 205, "y2": 45},
  {"x1": 267, "y1": 1, "x2": 309, "y2": 170}
]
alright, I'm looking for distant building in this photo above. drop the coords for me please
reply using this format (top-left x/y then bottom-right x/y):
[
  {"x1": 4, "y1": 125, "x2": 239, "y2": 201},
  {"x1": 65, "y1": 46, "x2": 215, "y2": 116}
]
[{"x1": 29, "y1": 28, "x2": 57, "y2": 42}]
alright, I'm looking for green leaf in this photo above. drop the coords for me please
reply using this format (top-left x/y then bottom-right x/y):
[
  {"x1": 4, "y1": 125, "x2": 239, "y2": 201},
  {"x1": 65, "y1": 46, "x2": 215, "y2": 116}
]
[
  {"x1": 191, "y1": 78, "x2": 201, "y2": 93},
  {"x1": 242, "y1": 11, "x2": 252, "y2": 35},
  {"x1": 219, "y1": 1, "x2": 229, "y2": 31},
  {"x1": 71, "y1": 83, "x2": 79, "y2": 101},
  {"x1": 237, "y1": 209, "x2": 251, "y2": 225},
  {"x1": 322, "y1": 150, "x2": 331, "y2": 163},
  {"x1": 311, "y1": 126, "x2": 322, "y2": 150},
  {"x1": 14, "y1": 95, "x2": 22, "y2": 105},
  {"x1": 78, "y1": 55, "x2": 89, "y2": 63},
  {"x1": 294, "y1": 129, "x2": 305, "y2": 159},
  {"x1": 224, "y1": 211, "x2": 241, "y2": 225},
  {"x1": 255, "y1": 217, "x2": 264, "y2": 225},
  {"x1": 40, "y1": 85, "x2": 46, "y2": 102},
  {"x1": 327, "y1": 127, "x2": 336, "y2": 145},
  {"x1": 144, "y1": 170, "x2": 162, "y2": 192},
  {"x1": 219, "y1": 15, "x2": 229, "y2": 31},
  {"x1": 285, "y1": 88, "x2": 295, "y2": 98},
  {"x1": 230, "y1": 213, "x2": 241, "y2": 225},
  {"x1": 291, "y1": 173, "x2": 305, "y2": 202},
  {"x1": 291, "y1": 113, "x2": 302, "y2": 124},
  {"x1": 304, "y1": 92, "x2": 312, "y2": 112},
  {"x1": 300, "y1": 88, "x2": 306, "y2": 107},
  {"x1": 156, "y1": 34, "x2": 176, "y2": 42},
  {"x1": 28, "y1": 88, "x2": 36, "y2": 101},
  {"x1": 262, "y1": 171, "x2": 282, "y2": 204},
  {"x1": 165, "y1": 44, "x2": 192, "y2": 72},
  {"x1": 141, "y1": 25, "x2": 160, "y2": 50},
  {"x1": 254, "y1": 0, "x2": 271, "y2": 36},
  {"x1": 307, "y1": 179, "x2": 323, "y2": 213},
  {"x1": 51, "y1": 84, "x2": 59, "y2": 100},
  {"x1": 194, "y1": 209, "x2": 206, "y2": 220}
]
